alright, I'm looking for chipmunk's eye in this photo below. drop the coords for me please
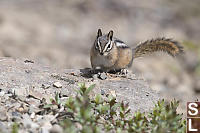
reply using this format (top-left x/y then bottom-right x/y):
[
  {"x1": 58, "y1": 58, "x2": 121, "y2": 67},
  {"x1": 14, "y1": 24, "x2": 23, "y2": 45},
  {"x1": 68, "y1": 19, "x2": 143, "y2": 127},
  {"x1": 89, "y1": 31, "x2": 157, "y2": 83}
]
[
  {"x1": 107, "y1": 44, "x2": 111, "y2": 49},
  {"x1": 95, "y1": 39, "x2": 101, "y2": 52},
  {"x1": 95, "y1": 43, "x2": 99, "y2": 50}
]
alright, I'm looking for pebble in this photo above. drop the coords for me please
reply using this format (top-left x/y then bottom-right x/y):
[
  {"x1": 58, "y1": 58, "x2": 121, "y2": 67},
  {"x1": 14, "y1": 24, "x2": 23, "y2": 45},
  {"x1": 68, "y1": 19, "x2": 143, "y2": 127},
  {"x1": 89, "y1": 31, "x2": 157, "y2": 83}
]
[
  {"x1": 22, "y1": 114, "x2": 39, "y2": 129},
  {"x1": 92, "y1": 72, "x2": 108, "y2": 80},
  {"x1": 50, "y1": 124, "x2": 63, "y2": 133},
  {"x1": 98, "y1": 72, "x2": 107, "y2": 80},
  {"x1": 13, "y1": 87, "x2": 28, "y2": 96},
  {"x1": 92, "y1": 74, "x2": 98, "y2": 80},
  {"x1": 12, "y1": 111, "x2": 22, "y2": 117},
  {"x1": 101, "y1": 89, "x2": 105, "y2": 95},
  {"x1": 0, "y1": 109, "x2": 8, "y2": 121},
  {"x1": 110, "y1": 90, "x2": 116, "y2": 97},
  {"x1": 4, "y1": 94, "x2": 10, "y2": 100},
  {"x1": 42, "y1": 83, "x2": 51, "y2": 89},
  {"x1": 0, "y1": 91, "x2": 5, "y2": 97},
  {"x1": 25, "y1": 69, "x2": 31, "y2": 73},
  {"x1": 16, "y1": 107, "x2": 25, "y2": 113},
  {"x1": 12, "y1": 112, "x2": 22, "y2": 122},
  {"x1": 30, "y1": 112, "x2": 35, "y2": 119},
  {"x1": 40, "y1": 121, "x2": 52, "y2": 133},
  {"x1": 35, "y1": 115, "x2": 43, "y2": 122},
  {"x1": 24, "y1": 59, "x2": 34, "y2": 63},
  {"x1": 145, "y1": 92, "x2": 150, "y2": 97},
  {"x1": 53, "y1": 82, "x2": 62, "y2": 88},
  {"x1": 29, "y1": 105, "x2": 40, "y2": 114}
]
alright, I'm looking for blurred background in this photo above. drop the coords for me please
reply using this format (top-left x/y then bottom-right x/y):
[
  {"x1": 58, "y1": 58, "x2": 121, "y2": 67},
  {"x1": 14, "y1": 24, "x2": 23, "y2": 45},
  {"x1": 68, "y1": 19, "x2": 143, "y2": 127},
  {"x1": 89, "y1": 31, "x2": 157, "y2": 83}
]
[{"x1": 0, "y1": 0, "x2": 200, "y2": 113}]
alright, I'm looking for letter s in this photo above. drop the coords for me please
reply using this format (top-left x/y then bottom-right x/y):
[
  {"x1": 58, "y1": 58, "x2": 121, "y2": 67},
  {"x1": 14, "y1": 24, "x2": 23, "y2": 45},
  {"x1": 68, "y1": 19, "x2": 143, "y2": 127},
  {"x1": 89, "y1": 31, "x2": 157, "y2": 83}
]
[{"x1": 188, "y1": 103, "x2": 198, "y2": 116}]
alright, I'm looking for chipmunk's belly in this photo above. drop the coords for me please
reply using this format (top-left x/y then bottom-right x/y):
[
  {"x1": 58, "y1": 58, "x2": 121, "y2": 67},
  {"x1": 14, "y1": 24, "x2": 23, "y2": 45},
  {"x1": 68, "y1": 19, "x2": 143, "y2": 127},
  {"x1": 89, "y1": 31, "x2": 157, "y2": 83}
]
[{"x1": 92, "y1": 55, "x2": 114, "y2": 69}]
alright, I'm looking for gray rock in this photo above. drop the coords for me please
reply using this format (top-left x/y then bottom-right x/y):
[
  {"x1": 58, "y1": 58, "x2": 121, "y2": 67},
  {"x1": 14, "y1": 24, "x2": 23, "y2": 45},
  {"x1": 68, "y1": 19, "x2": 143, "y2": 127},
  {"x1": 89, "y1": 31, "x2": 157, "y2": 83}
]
[
  {"x1": 42, "y1": 83, "x2": 51, "y2": 89},
  {"x1": 50, "y1": 124, "x2": 63, "y2": 133},
  {"x1": 98, "y1": 72, "x2": 107, "y2": 80},
  {"x1": 92, "y1": 74, "x2": 98, "y2": 80},
  {"x1": 53, "y1": 82, "x2": 62, "y2": 88},
  {"x1": 0, "y1": 90, "x2": 5, "y2": 97},
  {"x1": 0, "y1": 107, "x2": 8, "y2": 121},
  {"x1": 101, "y1": 89, "x2": 105, "y2": 95},
  {"x1": 22, "y1": 114, "x2": 39, "y2": 129},
  {"x1": 11, "y1": 112, "x2": 22, "y2": 122},
  {"x1": 40, "y1": 121, "x2": 52, "y2": 133}
]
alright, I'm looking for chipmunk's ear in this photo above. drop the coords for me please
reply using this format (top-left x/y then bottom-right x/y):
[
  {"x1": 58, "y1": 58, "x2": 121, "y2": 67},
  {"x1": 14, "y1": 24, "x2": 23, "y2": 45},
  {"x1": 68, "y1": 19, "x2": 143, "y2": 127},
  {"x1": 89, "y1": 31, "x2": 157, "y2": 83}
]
[
  {"x1": 107, "y1": 30, "x2": 113, "y2": 41},
  {"x1": 97, "y1": 29, "x2": 102, "y2": 38}
]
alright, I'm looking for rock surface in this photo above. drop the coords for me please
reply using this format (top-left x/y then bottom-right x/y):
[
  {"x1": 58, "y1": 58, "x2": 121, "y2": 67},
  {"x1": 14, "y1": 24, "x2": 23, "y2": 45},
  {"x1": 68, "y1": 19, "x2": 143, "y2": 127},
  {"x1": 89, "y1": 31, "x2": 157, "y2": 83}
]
[
  {"x1": 0, "y1": 0, "x2": 199, "y2": 116},
  {"x1": 0, "y1": 58, "x2": 159, "y2": 132}
]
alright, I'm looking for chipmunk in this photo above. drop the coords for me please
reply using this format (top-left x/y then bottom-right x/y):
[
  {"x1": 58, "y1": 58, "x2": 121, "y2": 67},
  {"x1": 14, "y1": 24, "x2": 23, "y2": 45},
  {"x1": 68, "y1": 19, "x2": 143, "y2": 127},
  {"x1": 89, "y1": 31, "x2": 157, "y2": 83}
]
[{"x1": 90, "y1": 29, "x2": 183, "y2": 73}]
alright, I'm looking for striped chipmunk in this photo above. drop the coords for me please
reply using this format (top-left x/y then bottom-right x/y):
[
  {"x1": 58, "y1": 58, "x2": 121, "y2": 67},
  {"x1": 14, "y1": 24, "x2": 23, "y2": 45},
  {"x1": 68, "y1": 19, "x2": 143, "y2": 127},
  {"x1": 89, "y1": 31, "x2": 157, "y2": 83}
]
[{"x1": 90, "y1": 29, "x2": 184, "y2": 73}]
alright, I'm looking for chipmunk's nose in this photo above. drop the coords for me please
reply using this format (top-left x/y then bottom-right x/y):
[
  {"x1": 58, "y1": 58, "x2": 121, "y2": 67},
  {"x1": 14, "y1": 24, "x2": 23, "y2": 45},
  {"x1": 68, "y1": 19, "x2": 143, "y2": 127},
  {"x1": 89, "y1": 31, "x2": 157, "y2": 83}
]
[{"x1": 100, "y1": 52, "x2": 104, "y2": 55}]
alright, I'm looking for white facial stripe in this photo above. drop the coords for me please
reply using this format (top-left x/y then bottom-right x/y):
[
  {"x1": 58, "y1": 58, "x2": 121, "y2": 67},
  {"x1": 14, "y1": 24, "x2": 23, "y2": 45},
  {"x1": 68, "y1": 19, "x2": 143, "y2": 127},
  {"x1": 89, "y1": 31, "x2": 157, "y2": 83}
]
[
  {"x1": 97, "y1": 39, "x2": 102, "y2": 52},
  {"x1": 102, "y1": 40, "x2": 111, "y2": 52}
]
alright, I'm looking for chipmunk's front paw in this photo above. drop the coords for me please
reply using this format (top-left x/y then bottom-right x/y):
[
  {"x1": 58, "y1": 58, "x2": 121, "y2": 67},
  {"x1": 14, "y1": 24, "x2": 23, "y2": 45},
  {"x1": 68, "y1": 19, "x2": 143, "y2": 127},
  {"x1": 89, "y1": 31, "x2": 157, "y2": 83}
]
[{"x1": 90, "y1": 68, "x2": 103, "y2": 74}]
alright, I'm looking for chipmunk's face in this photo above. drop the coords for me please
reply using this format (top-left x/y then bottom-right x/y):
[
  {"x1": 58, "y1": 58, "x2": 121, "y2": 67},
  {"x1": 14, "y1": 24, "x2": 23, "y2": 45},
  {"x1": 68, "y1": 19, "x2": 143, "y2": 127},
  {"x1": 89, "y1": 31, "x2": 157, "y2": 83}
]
[{"x1": 94, "y1": 29, "x2": 114, "y2": 56}]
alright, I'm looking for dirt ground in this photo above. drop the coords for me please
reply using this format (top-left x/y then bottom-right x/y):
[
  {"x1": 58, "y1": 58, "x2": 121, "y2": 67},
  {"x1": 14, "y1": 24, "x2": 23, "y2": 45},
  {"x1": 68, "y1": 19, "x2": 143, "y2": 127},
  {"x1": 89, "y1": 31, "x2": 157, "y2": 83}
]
[
  {"x1": 0, "y1": 0, "x2": 200, "y2": 114},
  {"x1": 0, "y1": 58, "x2": 159, "y2": 132}
]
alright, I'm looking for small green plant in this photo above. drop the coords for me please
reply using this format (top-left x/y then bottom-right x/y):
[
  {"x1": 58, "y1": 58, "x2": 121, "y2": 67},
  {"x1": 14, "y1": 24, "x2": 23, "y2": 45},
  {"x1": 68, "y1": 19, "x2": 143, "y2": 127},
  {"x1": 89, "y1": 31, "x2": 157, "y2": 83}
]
[
  {"x1": 43, "y1": 92, "x2": 64, "y2": 109},
  {"x1": 11, "y1": 122, "x2": 19, "y2": 133},
  {"x1": 52, "y1": 83, "x2": 186, "y2": 133},
  {"x1": 149, "y1": 99, "x2": 186, "y2": 133}
]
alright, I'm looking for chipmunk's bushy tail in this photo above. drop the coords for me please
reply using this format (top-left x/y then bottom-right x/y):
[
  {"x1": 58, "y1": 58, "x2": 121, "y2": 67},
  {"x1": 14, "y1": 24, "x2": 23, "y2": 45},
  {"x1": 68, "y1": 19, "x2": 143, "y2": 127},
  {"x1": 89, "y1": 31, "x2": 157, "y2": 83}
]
[{"x1": 132, "y1": 37, "x2": 184, "y2": 58}]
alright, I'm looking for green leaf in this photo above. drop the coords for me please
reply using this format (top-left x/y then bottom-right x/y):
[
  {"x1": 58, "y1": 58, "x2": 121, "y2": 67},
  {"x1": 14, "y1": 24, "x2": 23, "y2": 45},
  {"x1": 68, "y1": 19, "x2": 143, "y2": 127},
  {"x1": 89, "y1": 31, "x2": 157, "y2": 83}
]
[
  {"x1": 94, "y1": 94, "x2": 102, "y2": 105},
  {"x1": 120, "y1": 112, "x2": 124, "y2": 118},
  {"x1": 55, "y1": 92, "x2": 61, "y2": 105},
  {"x1": 11, "y1": 122, "x2": 19, "y2": 133},
  {"x1": 109, "y1": 98, "x2": 117, "y2": 107},
  {"x1": 101, "y1": 105, "x2": 109, "y2": 113},
  {"x1": 43, "y1": 104, "x2": 53, "y2": 109},
  {"x1": 85, "y1": 84, "x2": 95, "y2": 95}
]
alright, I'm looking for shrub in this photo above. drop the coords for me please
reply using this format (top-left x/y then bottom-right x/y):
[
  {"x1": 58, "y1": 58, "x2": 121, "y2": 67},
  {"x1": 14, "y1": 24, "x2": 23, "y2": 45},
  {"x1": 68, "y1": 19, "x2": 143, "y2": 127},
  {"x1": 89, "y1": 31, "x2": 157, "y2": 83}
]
[{"x1": 48, "y1": 83, "x2": 186, "y2": 133}]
